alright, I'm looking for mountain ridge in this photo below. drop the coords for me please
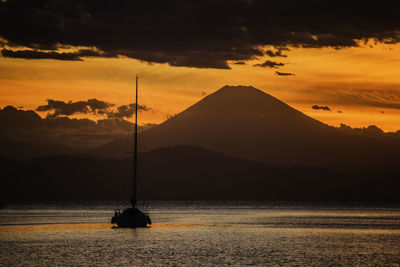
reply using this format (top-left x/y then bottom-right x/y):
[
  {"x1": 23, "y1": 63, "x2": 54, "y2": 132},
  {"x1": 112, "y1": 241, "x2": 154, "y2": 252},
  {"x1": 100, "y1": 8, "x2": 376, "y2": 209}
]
[
  {"x1": 91, "y1": 85, "x2": 400, "y2": 171},
  {"x1": 2, "y1": 145, "x2": 400, "y2": 201}
]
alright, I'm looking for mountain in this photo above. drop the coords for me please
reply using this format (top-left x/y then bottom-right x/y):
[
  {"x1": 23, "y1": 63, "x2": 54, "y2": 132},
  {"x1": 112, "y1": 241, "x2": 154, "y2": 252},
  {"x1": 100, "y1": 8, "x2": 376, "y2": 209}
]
[
  {"x1": 2, "y1": 146, "x2": 399, "y2": 201},
  {"x1": 92, "y1": 85, "x2": 400, "y2": 171}
]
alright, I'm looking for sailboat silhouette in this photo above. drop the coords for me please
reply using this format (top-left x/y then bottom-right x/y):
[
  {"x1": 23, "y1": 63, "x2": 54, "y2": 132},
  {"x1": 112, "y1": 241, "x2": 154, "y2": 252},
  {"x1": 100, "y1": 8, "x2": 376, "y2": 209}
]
[{"x1": 111, "y1": 75, "x2": 151, "y2": 228}]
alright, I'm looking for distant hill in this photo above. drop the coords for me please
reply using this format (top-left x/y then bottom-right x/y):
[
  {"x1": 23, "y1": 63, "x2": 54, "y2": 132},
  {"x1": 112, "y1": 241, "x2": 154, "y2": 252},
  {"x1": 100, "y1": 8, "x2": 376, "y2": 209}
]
[
  {"x1": 91, "y1": 86, "x2": 400, "y2": 171},
  {"x1": 0, "y1": 105, "x2": 154, "y2": 160},
  {"x1": 2, "y1": 146, "x2": 399, "y2": 202}
]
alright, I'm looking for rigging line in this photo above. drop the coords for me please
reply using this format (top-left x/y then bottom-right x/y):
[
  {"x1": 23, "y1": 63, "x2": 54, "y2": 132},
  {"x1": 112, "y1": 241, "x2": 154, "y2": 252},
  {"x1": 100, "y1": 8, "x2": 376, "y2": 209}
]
[
  {"x1": 129, "y1": 133, "x2": 134, "y2": 204},
  {"x1": 121, "y1": 126, "x2": 131, "y2": 202},
  {"x1": 128, "y1": 128, "x2": 133, "y2": 202},
  {"x1": 144, "y1": 143, "x2": 151, "y2": 213},
  {"x1": 124, "y1": 114, "x2": 132, "y2": 204},
  {"x1": 137, "y1": 115, "x2": 144, "y2": 209},
  {"x1": 128, "y1": 120, "x2": 133, "y2": 203},
  {"x1": 140, "y1": 127, "x2": 146, "y2": 211},
  {"x1": 142, "y1": 132, "x2": 150, "y2": 213},
  {"x1": 142, "y1": 123, "x2": 152, "y2": 213},
  {"x1": 139, "y1": 124, "x2": 147, "y2": 212}
]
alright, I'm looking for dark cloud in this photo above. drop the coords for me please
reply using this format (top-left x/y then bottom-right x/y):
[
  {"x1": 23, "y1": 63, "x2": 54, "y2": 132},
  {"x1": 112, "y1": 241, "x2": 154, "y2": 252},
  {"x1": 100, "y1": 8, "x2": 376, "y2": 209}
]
[
  {"x1": 36, "y1": 98, "x2": 150, "y2": 119},
  {"x1": 312, "y1": 105, "x2": 331, "y2": 111},
  {"x1": 275, "y1": 71, "x2": 295, "y2": 76},
  {"x1": 254, "y1": 60, "x2": 284, "y2": 68},
  {"x1": 337, "y1": 124, "x2": 400, "y2": 138},
  {"x1": 0, "y1": 105, "x2": 159, "y2": 159},
  {"x1": 233, "y1": 61, "x2": 246, "y2": 65},
  {"x1": 107, "y1": 104, "x2": 150, "y2": 119},
  {"x1": 36, "y1": 99, "x2": 113, "y2": 117},
  {"x1": 1, "y1": 48, "x2": 105, "y2": 61},
  {"x1": 1, "y1": 105, "x2": 154, "y2": 134},
  {"x1": 0, "y1": 105, "x2": 41, "y2": 131},
  {"x1": 1, "y1": 1, "x2": 400, "y2": 68},
  {"x1": 265, "y1": 49, "x2": 287, "y2": 58}
]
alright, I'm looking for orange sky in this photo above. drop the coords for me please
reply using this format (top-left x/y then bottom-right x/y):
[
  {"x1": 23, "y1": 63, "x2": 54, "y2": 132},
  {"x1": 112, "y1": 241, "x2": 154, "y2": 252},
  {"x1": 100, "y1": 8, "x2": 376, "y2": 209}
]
[{"x1": 1, "y1": 42, "x2": 399, "y2": 131}]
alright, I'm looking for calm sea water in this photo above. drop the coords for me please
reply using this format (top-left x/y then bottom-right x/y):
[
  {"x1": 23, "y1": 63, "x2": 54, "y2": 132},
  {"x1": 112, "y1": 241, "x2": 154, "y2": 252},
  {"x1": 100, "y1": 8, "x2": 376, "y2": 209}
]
[{"x1": 1, "y1": 202, "x2": 400, "y2": 266}]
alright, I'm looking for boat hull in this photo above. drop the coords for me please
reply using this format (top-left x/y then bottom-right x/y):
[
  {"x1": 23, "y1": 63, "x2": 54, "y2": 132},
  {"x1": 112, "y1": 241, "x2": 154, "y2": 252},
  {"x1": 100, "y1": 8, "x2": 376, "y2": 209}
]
[
  {"x1": 112, "y1": 214, "x2": 150, "y2": 228},
  {"x1": 111, "y1": 208, "x2": 151, "y2": 228}
]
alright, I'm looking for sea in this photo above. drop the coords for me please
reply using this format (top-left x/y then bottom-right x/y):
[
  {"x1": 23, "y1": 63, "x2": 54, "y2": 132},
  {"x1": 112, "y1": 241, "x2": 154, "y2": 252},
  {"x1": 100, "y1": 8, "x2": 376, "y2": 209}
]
[{"x1": 1, "y1": 201, "x2": 400, "y2": 266}]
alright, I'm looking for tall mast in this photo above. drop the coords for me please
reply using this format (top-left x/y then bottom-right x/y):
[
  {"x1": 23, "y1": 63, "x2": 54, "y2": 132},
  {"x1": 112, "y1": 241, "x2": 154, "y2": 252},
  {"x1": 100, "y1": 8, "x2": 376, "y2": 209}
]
[{"x1": 131, "y1": 75, "x2": 139, "y2": 207}]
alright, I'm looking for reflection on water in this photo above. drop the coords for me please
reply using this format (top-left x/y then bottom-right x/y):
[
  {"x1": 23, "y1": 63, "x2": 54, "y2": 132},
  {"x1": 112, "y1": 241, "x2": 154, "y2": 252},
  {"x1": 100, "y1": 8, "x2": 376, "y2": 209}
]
[
  {"x1": 0, "y1": 223, "x2": 203, "y2": 234},
  {"x1": 1, "y1": 202, "x2": 400, "y2": 266},
  {"x1": 1, "y1": 223, "x2": 112, "y2": 233}
]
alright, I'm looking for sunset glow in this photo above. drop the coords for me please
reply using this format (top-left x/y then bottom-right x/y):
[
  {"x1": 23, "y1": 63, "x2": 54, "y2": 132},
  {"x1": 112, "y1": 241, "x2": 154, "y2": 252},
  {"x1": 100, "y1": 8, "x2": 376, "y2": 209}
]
[
  {"x1": 1, "y1": 42, "x2": 400, "y2": 131},
  {"x1": 1, "y1": 2, "x2": 400, "y2": 265}
]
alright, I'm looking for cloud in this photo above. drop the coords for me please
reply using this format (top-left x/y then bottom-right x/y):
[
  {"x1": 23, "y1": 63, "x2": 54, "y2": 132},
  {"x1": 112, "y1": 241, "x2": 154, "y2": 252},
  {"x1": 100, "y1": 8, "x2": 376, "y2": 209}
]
[
  {"x1": 0, "y1": 105, "x2": 158, "y2": 158},
  {"x1": 166, "y1": 114, "x2": 177, "y2": 120},
  {"x1": 2, "y1": 49, "x2": 82, "y2": 61},
  {"x1": 346, "y1": 90, "x2": 400, "y2": 110},
  {"x1": 107, "y1": 104, "x2": 150, "y2": 119},
  {"x1": 254, "y1": 60, "x2": 284, "y2": 68},
  {"x1": 36, "y1": 99, "x2": 113, "y2": 117},
  {"x1": 1, "y1": 48, "x2": 106, "y2": 61},
  {"x1": 265, "y1": 49, "x2": 287, "y2": 58},
  {"x1": 0, "y1": 105, "x2": 94, "y2": 132},
  {"x1": 307, "y1": 85, "x2": 400, "y2": 110},
  {"x1": 233, "y1": 61, "x2": 246, "y2": 65},
  {"x1": 36, "y1": 98, "x2": 150, "y2": 119},
  {"x1": 1, "y1": 105, "x2": 154, "y2": 133},
  {"x1": 0, "y1": 105, "x2": 41, "y2": 132},
  {"x1": 1, "y1": 1, "x2": 400, "y2": 68},
  {"x1": 312, "y1": 105, "x2": 331, "y2": 111},
  {"x1": 337, "y1": 124, "x2": 400, "y2": 138},
  {"x1": 275, "y1": 71, "x2": 295, "y2": 76}
]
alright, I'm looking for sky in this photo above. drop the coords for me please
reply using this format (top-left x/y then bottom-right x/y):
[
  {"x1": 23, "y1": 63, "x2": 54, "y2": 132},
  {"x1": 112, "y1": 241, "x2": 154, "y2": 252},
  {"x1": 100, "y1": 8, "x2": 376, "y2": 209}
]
[{"x1": 1, "y1": 0, "x2": 400, "y2": 131}]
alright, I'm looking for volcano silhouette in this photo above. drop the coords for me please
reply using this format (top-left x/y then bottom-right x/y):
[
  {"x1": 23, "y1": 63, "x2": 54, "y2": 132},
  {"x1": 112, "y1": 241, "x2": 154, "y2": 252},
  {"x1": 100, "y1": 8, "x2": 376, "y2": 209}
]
[{"x1": 93, "y1": 85, "x2": 399, "y2": 171}]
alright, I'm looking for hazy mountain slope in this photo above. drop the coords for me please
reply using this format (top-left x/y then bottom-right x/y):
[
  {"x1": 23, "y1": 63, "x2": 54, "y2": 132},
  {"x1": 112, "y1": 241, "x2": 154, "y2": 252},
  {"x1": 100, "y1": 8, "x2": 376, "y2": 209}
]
[
  {"x1": 2, "y1": 146, "x2": 399, "y2": 201},
  {"x1": 92, "y1": 86, "x2": 399, "y2": 171}
]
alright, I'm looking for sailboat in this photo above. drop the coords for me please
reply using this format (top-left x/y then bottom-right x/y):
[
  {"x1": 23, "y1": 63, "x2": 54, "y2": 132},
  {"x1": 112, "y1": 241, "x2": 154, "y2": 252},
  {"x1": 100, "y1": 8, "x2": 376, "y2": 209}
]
[{"x1": 111, "y1": 75, "x2": 152, "y2": 228}]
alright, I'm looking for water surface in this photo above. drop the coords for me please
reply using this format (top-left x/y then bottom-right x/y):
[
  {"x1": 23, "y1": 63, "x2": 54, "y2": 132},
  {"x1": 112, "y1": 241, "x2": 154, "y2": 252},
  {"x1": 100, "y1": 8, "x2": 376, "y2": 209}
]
[{"x1": 1, "y1": 202, "x2": 400, "y2": 266}]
